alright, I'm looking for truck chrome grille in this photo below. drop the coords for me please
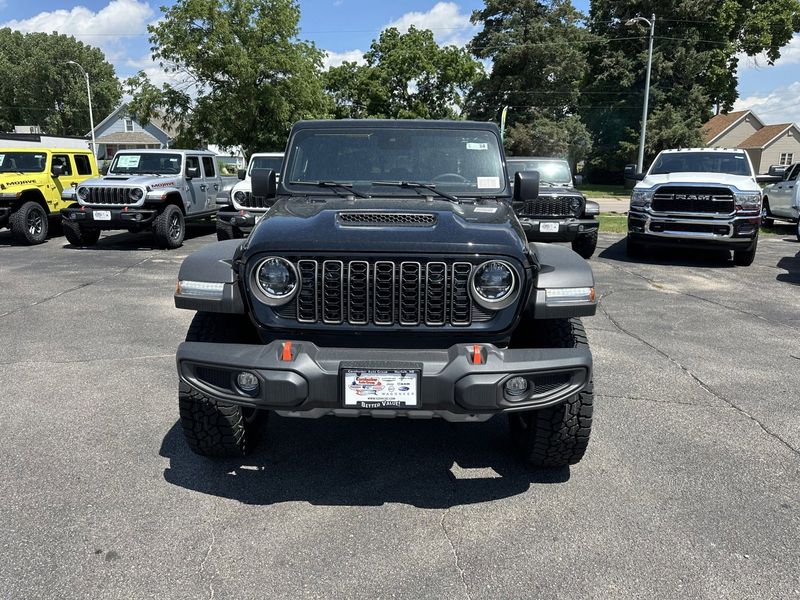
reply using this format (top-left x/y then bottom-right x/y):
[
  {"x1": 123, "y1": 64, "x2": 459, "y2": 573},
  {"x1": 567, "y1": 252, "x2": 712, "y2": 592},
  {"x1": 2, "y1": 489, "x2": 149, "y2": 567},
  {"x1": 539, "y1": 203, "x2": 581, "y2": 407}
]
[
  {"x1": 86, "y1": 186, "x2": 138, "y2": 205},
  {"x1": 273, "y1": 258, "x2": 502, "y2": 327},
  {"x1": 521, "y1": 195, "x2": 582, "y2": 217},
  {"x1": 651, "y1": 186, "x2": 735, "y2": 214}
]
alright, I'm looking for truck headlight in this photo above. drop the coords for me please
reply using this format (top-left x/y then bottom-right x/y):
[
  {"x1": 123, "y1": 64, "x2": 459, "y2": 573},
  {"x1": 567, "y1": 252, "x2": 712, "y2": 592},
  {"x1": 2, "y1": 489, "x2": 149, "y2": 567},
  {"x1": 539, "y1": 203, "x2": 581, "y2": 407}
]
[
  {"x1": 630, "y1": 190, "x2": 653, "y2": 209},
  {"x1": 470, "y1": 260, "x2": 517, "y2": 310},
  {"x1": 252, "y1": 257, "x2": 298, "y2": 305},
  {"x1": 129, "y1": 188, "x2": 144, "y2": 202},
  {"x1": 234, "y1": 191, "x2": 247, "y2": 203},
  {"x1": 77, "y1": 186, "x2": 90, "y2": 201},
  {"x1": 569, "y1": 197, "x2": 582, "y2": 213},
  {"x1": 735, "y1": 192, "x2": 761, "y2": 211}
]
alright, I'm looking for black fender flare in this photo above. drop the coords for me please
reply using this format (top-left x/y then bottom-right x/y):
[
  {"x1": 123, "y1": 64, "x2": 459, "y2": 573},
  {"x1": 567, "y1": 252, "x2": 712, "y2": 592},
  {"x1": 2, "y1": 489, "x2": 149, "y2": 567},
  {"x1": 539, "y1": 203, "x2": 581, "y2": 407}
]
[
  {"x1": 528, "y1": 242, "x2": 597, "y2": 319},
  {"x1": 174, "y1": 240, "x2": 245, "y2": 313}
]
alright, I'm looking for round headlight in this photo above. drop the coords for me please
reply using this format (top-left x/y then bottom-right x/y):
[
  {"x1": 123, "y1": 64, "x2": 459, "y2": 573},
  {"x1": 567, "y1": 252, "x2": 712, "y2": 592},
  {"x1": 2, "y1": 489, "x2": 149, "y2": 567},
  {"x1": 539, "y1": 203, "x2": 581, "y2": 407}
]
[
  {"x1": 470, "y1": 260, "x2": 517, "y2": 309},
  {"x1": 569, "y1": 197, "x2": 582, "y2": 213},
  {"x1": 129, "y1": 188, "x2": 144, "y2": 202},
  {"x1": 234, "y1": 191, "x2": 246, "y2": 203},
  {"x1": 77, "y1": 186, "x2": 89, "y2": 201},
  {"x1": 252, "y1": 257, "x2": 298, "y2": 305}
]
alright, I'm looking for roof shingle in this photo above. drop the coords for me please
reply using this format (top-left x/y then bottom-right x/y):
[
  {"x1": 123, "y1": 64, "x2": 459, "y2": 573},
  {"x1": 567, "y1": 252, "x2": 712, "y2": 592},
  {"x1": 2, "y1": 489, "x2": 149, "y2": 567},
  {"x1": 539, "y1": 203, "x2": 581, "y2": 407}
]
[
  {"x1": 738, "y1": 124, "x2": 793, "y2": 149},
  {"x1": 701, "y1": 110, "x2": 749, "y2": 144},
  {"x1": 95, "y1": 131, "x2": 161, "y2": 145}
]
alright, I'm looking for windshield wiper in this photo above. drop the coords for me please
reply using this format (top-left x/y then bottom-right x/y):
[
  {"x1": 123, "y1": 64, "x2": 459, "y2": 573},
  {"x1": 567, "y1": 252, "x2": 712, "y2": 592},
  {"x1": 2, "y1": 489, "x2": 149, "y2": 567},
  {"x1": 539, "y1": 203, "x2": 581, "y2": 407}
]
[
  {"x1": 289, "y1": 180, "x2": 370, "y2": 199},
  {"x1": 370, "y1": 181, "x2": 459, "y2": 203}
]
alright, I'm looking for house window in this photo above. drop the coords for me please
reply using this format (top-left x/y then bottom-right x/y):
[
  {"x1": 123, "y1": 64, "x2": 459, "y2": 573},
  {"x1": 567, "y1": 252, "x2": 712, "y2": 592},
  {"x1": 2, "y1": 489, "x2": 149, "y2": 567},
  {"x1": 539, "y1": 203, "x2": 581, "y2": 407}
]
[
  {"x1": 779, "y1": 153, "x2": 794, "y2": 166},
  {"x1": 124, "y1": 118, "x2": 134, "y2": 132}
]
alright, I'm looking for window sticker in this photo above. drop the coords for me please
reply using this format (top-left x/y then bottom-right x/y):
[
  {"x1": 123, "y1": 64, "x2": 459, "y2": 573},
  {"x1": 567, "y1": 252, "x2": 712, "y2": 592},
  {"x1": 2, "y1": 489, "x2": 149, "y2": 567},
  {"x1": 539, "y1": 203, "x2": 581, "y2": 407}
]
[
  {"x1": 117, "y1": 155, "x2": 141, "y2": 168},
  {"x1": 467, "y1": 142, "x2": 488, "y2": 150},
  {"x1": 477, "y1": 176, "x2": 500, "y2": 189}
]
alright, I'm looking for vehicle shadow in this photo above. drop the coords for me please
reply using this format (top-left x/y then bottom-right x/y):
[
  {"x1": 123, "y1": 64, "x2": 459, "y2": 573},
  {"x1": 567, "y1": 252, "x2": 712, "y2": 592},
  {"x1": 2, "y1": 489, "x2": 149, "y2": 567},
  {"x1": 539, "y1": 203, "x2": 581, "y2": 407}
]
[
  {"x1": 599, "y1": 237, "x2": 735, "y2": 267},
  {"x1": 159, "y1": 415, "x2": 570, "y2": 508},
  {"x1": 777, "y1": 250, "x2": 799, "y2": 285},
  {"x1": 59, "y1": 222, "x2": 216, "y2": 251}
]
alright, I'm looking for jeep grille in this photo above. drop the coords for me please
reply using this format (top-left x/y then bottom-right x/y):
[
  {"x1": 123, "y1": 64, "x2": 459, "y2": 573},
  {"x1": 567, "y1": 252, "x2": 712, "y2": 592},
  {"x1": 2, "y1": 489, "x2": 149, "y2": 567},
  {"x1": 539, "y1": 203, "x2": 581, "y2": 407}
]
[
  {"x1": 274, "y1": 258, "x2": 499, "y2": 326},
  {"x1": 85, "y1": 187, "x2": 138, "y2": 205},
  {"x1": 235, "y1": 192, "x2": 275, "y2": 209},
  {"x1": 521, "y1": 195, "x2": 583, "y2": 218},
  {"x1": 651, "y1": 186, "x2": 735, "y2": 214}
]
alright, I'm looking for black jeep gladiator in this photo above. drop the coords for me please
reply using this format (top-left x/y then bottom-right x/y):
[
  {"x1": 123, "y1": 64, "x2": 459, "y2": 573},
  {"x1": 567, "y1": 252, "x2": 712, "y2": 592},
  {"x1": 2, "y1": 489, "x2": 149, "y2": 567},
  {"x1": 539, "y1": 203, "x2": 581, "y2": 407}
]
[
  {"x1": 507, "y1": 157, "x2": 599, "y2": 258},
  {"x1": 173, "y1": 120, "x2": 597, "y2": 467}
]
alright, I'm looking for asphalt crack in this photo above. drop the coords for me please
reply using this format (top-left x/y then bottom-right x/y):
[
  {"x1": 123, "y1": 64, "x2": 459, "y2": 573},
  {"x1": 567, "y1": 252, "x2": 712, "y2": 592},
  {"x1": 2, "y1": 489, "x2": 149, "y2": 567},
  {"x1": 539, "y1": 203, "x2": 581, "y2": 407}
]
[
  {"x1": 598, "y1": 300, "x2": 800, "y2": 459},
  {"x1": 0, "y1": 255, "x2": 156, "y2": 319},
  {"x1": 199, "y1": 504, "x2": 218, "y2": 600},
  {"x1": 440, "y1": 509, "x2": 471, "y2": 600}
]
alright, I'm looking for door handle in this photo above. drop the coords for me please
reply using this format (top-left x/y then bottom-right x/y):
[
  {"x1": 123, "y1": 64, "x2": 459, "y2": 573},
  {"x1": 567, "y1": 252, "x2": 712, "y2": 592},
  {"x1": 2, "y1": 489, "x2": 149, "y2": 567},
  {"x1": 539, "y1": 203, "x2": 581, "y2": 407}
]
[
  {"x1": 213, "y1": 183, "x2": 219, "y2": 190},
  {"x1": 199, "y1": 184, "x2": 207, "y2": 191}
]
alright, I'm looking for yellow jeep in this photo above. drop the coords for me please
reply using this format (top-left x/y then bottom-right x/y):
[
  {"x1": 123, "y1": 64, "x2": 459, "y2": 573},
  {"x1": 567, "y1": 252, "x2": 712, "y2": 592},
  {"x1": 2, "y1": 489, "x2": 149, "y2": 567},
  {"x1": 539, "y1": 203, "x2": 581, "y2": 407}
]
[{"x1": 0, "y1": 148, "x2": 98, "y2": 244}]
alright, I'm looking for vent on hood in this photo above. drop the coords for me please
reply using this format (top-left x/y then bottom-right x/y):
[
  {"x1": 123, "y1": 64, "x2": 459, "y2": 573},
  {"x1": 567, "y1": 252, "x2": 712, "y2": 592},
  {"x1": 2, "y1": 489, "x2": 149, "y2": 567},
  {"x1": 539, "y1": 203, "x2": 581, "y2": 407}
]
[{"x1": 337, "y1": 212, "x2": 437, "y2": 227}]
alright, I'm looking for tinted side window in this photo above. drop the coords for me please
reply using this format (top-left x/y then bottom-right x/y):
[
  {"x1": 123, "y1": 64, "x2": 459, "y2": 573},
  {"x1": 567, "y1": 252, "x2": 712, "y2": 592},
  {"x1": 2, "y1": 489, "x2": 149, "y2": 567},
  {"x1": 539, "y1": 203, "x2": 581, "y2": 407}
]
[
  {"x1": 202, "y1": 156, "x2": 216, "y2": 178},
  {"x1": 787, "y1": 165, "x2": 799, "y2": 181},
  {"x1": 52, "y1": 154, "x2": 73, "y2": 176},
  {"x1": 185, "y1": 156, "x2": 200, "y2": 175},
  {"x1": 73, "y1": 154, "x2": 92, "y2": 175}
]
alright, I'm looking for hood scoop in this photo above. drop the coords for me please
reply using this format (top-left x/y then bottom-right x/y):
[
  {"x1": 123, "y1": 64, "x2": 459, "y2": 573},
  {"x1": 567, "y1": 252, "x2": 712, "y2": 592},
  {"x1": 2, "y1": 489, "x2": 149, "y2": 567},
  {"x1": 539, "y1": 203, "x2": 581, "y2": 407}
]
[
  {"x1": 103, "y1": 176, "x2": 130, "y2": 181},
  {"x1": 337, "y1": 211, "x2": 437, "y2": 227}
]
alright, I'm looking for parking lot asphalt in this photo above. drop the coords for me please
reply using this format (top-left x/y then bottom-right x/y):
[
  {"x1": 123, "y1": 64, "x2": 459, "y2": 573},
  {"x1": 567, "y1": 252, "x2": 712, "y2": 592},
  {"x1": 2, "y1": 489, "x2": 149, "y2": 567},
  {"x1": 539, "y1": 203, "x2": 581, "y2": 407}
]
[{"x1": 0, "y1": 225, "x2": 798, "y2": 600}]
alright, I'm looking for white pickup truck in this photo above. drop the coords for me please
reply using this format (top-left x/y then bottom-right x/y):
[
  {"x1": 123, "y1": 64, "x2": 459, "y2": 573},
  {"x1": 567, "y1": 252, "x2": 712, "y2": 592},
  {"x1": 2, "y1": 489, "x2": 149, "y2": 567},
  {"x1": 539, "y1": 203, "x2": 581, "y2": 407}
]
[
  {"x1": 627, "y1": 148, "x2": 765, "y2": 266},
  {"x1": 762, "y1": 162, "x2": 800, "y2": 240},
  {"x1": 215, "y1": 152, "x2": 283, "y2": 240}
]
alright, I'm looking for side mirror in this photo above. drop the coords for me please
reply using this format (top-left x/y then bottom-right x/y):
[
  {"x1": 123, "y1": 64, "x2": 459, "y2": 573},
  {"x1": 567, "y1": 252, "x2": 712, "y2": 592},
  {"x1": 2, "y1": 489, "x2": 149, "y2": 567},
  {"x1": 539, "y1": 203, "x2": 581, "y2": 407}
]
[
  {"x1": 633, "y1": 172, "x2": 646, "y2": 181},
  {"x1": 51, "y1": 164, "x2": 63, "y2": 177},
  {"x1": 573, "y1": 174, "x2": 583, "y2": 187},
  {"x1": 513, "y1": 170, "x2": 539, "y2": 202},
  {"x1": 251, "y1": 168, "x2": 277, "y2": 199},
  {"x1": 100, "y1": 163, "x2": 109, "y2": 176},
  {"x1": 186, "y1": 166, "x2": 201, "y2": 179},
  {"x1": 237, "y1": 168, "x2": 247, "y2": 180},
  {"x1": 767, "y1": 165, "x2": 785, "y2": 178},
  {"x1": 756, "y1": 174, "x2": 782, "y2": 184}
]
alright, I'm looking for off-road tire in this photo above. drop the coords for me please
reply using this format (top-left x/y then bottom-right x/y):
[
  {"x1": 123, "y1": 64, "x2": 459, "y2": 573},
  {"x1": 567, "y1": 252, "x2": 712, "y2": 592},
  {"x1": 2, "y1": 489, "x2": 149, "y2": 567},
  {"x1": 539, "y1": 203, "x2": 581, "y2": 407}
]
[
  {"x1": 153, "y1": 204, "x2": 185, "y2": 249},
  {"x1": 216, "y1": 219, "x2": 243, "y2": 241},
  {"x1": 761, "y1": 199, "x2": 774, "y2": 228},
  {"x1": 509, "y1": 318, "x2": 594, "y2": 467},
  {"x1": 571, "y1": 229, "x2": 598, "y2": 259},
  {"x1": 10, "y1": 201, "x2": 48, "y2": 245},
  {"x1": 733, "y1": 236, "x2": 758, "y2": 266},
  {"x1": 63, "y1": 219, "x2": 101, "y2": 247},
  {"x1": 625, "y1": 235, "x2": 645, "y2": 258},
  {"x1": 178, "y1": 312, "x2": 266, "y2": 457}
]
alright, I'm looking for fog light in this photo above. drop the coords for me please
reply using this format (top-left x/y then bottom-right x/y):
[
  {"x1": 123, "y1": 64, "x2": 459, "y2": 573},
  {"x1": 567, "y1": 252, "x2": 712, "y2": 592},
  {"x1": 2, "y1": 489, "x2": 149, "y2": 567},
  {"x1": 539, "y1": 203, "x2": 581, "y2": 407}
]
[
  {"x1": 236, "y1": 372, "x2": 259, "y2": 394},
  {"x1": 505, "y1": 376, "x2": 528, "y2": 397}
]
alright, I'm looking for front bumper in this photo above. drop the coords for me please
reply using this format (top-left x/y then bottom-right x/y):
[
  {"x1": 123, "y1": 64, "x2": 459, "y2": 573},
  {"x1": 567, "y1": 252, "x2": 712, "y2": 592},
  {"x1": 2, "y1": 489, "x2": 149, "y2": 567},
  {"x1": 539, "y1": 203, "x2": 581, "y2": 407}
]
[
  {"x1": 61, "y1": 206, "x2": 157, "y2": 229},
  {"x1": 628, "y1": 209, "x2": 759, "y2": 249},
  {"x1": 177, "y1": 340, "x2": 592, "y2": 419},
  {"x1": 519, "y1": 217, "x2": 598, "y2": 242}
]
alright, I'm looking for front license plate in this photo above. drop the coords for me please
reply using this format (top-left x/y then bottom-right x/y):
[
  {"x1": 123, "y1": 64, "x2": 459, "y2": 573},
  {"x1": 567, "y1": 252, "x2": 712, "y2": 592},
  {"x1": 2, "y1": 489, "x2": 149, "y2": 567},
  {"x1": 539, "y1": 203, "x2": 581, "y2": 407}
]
[
  {"x1": 343, "y1": 369, "x2": 419, "y2": 408},
  {"x1": 92, "y1": 210, "x2": 111, "y2": 221},
  {"x1": 540, "y1": 222, "x2": 559, "y2": 233}
]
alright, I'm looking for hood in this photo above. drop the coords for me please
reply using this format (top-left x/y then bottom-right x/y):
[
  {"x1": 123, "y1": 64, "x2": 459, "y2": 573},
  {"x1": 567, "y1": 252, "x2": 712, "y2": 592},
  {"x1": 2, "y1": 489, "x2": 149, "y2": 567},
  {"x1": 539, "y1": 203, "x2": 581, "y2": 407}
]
[
  {"x1": 0, "y1": 172, "x2": 45, "y2": 189},
  {"x1": 537, "y1": 183, "x2": 583, "y2": 197},
  {"x1": 637, "y1": 172, "x2": 759, "y2": 192},
  {"x1": 242, "y1": 195, "x2": 530, "y2": 260},
  {"x1": 82, "y1": 174, "x2": 181, "y2": 189}
]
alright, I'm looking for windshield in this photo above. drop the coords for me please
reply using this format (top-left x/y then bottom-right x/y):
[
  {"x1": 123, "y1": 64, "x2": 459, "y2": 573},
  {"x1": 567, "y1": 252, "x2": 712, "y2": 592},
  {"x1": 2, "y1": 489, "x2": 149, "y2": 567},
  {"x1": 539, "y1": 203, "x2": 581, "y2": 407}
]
[
  {"x1": 284, "y1": 127, "x2": 505, "y2": 196},
  {"x1": 0, "y1": 151, "x2": 47, "y2": 173},
  {"x1": 249, "y1": 155, "x2": 283, "y2": 174},
  {"x1": 649, "y1": 152, "x2": 752, "y2": 177},
  {"x1": 507, "y1": 159, "x2": 572, "y2": 184},
  {"x1": 109, "y1": 153, "x2": 182, "y2": 175}
]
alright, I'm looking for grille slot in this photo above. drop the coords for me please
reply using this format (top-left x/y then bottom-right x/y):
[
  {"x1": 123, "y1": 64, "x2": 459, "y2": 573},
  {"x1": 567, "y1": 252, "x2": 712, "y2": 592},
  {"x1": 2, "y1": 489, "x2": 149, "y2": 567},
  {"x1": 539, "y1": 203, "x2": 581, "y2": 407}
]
[
  {"x1": 297, "y1": 260, "x2": 318, "y2": 322},
  {"x1": 651, "y1": 186, "x2": 735, "y2": 214},
  {"x1": 236, "y1": 192, "x2": 275, "y2": 209},
  {"x1": 399, "y1": 262, "x2": 422, "y2": 325},
  {"x1": 86, "y1": 186, "x2": 138, "y2": 205},
  {"x1": 347, "y1": 261, "x2": 370, "y2": 325},
  {"x1": 532, "y1": 373, "x2": 572, "y2": 395},
  {"x1": 373, "y1": 262, "x2": 396, "y2": 325},
  {"x1": 322, "y1": 261, "x2": 344, "y2": 323},
  {"x1": 195, "y1": 366, "x2": 232, "y2": 391},
  {"x1": 338, "y1": 212, "x2": 437, "y2": 226},
  {"x1": 450, "y1": 263, "x2": 473, "y2": 326},
  {"x1": 521, "y1": 195, "x2": 582, "y2": 217},
  {"x1": 425, "y1": 262, "x2": 448, "y2": 325}
]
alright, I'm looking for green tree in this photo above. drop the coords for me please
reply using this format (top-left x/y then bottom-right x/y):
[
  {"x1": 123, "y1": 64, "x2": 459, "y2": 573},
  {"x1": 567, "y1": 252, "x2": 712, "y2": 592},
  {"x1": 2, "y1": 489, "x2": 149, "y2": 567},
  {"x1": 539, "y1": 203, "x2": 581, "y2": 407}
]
[
  {"x1": 0, "y1": 29, "x2": 120, "y2": 136},
  {"x1": 583, "y1": 0, "x2": 800, "y2": 178},
  {"x1": 126, "y1": 0, "x2": 330, "y2": 157},
  {"x1": 325, "y1": 26, "x2": 483, "y2": 120},
  {"x1": 467, "y1": 0, "x2": 594, "y2": 166}
]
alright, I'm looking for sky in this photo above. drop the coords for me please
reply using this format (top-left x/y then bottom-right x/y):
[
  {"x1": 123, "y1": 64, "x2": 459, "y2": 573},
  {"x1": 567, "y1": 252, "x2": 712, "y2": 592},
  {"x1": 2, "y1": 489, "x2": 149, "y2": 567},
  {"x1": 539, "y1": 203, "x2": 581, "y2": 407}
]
[{"x1": 1, "y1": 0, "x2": 799, "y2": 125}]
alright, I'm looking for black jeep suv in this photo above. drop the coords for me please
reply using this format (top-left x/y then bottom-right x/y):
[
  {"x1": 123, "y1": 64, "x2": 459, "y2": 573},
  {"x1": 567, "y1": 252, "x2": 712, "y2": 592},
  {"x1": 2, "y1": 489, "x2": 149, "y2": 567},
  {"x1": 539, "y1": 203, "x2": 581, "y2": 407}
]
[
  {"x1": 507, "y1": 157, "x2": 600, "y2": 258},
  {"x1": 173, "y1": 120, "x2": 597, "y2": 467}
]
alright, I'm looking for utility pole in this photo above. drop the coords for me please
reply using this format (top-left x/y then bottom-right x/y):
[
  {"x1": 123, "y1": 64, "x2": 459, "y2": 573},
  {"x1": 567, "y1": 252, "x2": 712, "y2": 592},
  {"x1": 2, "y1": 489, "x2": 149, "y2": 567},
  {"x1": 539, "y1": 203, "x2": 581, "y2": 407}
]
[
  {"x1": 67, "y1": 61, "x2": 97, "y2": 158},
  {"x1": 626, "y1": 14, "x2": 655, "y2": 173}
]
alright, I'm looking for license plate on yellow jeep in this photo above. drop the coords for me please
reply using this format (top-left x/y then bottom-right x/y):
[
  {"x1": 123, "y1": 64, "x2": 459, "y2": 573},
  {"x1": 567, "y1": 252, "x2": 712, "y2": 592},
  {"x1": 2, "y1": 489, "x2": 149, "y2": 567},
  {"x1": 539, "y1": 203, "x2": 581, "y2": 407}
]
[
  {"x1": 342, "y1": 368, "x2": 419, "y2": 408},
  {"x1": 92, "y1": 210, "x2": 111, "y2": 221}
]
